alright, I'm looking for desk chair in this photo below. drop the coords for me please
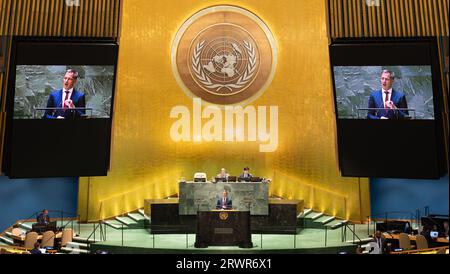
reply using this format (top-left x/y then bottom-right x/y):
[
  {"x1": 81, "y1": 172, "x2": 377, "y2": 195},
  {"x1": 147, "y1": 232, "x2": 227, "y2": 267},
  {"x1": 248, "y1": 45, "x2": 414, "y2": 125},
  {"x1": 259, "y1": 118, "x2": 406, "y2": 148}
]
[
  {"x1": 415, "y1": 234, "x2": 428, "y2": 249},
  {"x1": 399, "y1": 233, "x2": 412, "y2": 250},
  {"x1": 41, "y1": 230, "x2": 55, "y2": 248},
  {"x1": 23, "y1": 232, "x2": 38, "y2": 249}
]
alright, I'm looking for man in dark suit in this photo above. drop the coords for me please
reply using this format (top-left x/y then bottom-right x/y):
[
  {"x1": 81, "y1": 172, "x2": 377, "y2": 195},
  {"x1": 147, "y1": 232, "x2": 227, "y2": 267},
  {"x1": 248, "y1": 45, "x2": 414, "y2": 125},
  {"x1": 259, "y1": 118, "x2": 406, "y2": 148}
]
[
  {"x1": 43, "y1": 69, "x2": 86, "y2": 119},
  {"x1": 367, "y1": 70, "x2": 408, "y2": 119},
  {"x1": 216, "y1": 190, "x2": 232, "y2": 210},
  {"x1": 36, "y1": 209, "x2": 50, "y2": 225},
  {"x1": 238, "y1": 167, "x2": 253, "y2": 182}
]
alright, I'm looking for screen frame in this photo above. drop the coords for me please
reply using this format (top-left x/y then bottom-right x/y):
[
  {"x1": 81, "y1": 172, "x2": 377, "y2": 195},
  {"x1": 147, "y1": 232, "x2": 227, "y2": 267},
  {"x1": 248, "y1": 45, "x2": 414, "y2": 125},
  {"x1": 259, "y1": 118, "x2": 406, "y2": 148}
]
[
  {"x1": 329, "y1": 37, "x2": 447, "y2": 179},
  {"x1": 2, "y1": 36, "x2": 119, "y2": 178}
]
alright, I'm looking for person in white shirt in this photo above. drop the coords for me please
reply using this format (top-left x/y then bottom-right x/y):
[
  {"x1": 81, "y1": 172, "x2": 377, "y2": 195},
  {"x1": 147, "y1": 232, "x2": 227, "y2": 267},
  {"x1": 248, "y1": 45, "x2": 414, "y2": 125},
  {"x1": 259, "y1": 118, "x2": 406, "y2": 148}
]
[{"x1": 372, "y1": 230, "x2": 387, "y2": 254}]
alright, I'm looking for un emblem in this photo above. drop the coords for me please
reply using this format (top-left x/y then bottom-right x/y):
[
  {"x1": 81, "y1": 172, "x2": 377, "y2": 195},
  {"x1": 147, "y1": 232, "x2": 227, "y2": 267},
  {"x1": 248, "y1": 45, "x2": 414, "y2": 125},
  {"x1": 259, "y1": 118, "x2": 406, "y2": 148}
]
[
  {"x1": 219, "y1": 211, "x2": 229, "y2": 220},
  {"x1": 171, "y1": 5, "x2": 277, "y2": 105}
]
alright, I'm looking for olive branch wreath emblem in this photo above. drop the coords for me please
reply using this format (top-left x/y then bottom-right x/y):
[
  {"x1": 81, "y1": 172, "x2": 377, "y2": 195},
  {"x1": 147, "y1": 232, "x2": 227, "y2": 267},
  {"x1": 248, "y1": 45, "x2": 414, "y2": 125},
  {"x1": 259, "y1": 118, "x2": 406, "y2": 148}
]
[{"x1": 192, "y1": 40, "x2": 257, "y2": 92}]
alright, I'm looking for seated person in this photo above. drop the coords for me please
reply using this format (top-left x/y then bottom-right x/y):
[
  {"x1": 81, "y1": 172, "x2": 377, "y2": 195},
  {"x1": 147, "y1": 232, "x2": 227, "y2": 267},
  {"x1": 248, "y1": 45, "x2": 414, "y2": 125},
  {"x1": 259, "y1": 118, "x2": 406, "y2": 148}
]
[
  {"x1": 30, "y1": 242, "x2": 42, "y2": 254},
  {"x1": 442, "y1": 221, "x2": 449, "y2": 238},
  {"x1": 36, "y1": 209, "x2": 50, "y2": 225},
  {"x1": 238, "y1": 167, "x2": 253, "y2": 182},
  {"x1": 216, "y1": 168, "x2": 229, "y2": 182},
  {"x1": 216, "y1": 190, "x2": 232, "y2": 210}
]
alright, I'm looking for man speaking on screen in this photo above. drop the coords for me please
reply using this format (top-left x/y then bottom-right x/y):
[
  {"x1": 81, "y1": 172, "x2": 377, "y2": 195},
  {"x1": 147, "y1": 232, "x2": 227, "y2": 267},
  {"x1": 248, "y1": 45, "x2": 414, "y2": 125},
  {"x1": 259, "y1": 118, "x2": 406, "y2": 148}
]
[
  {"x1": 367, "y1": 69, "x2": 408, "y2": 119},
  {"x1": 43, "y1": 69, "x2": 86, "y2": 119}
]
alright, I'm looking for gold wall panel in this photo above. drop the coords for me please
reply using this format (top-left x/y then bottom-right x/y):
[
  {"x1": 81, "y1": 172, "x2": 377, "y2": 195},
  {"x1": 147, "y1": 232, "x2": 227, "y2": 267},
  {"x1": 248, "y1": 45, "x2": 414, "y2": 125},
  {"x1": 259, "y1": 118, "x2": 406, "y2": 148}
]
[
  {"x1": 328, "y1": 0, "x2": 449, "y2": 37},
  {"x1": 78, "y1": 0, "x2": 370, "y2": 223}
]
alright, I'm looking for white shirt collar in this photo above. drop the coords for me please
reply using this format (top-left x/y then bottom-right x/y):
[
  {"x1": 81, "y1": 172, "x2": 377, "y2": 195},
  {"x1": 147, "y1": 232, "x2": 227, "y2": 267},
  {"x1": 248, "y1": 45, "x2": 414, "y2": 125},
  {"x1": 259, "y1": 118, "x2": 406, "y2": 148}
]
[
  {"x1": 382, "y1": 88, "x2": 392, "y2": 94},
  {"x1": 63, "y1": 88, "x2": 74, "y2": 93}
]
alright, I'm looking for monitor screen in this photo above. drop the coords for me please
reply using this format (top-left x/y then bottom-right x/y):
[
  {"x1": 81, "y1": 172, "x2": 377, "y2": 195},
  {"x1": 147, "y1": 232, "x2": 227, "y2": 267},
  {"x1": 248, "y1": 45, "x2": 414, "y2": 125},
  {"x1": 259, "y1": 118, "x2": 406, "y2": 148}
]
[
  {"x1": 1, "y1": 37, "x2": 119, "y2": 178},
  {"x1": 14, "y1": 65, "x2": 115, "y2": 119},
  {"x1": 329, "y1": 38, "x2": 447, "y2": 178},
  {"x1": 430, "y1": 231, "x2": 439, "y2": 238},
  {"x1": 333, "y1": 65, "x2": 434, "y2": 120}
]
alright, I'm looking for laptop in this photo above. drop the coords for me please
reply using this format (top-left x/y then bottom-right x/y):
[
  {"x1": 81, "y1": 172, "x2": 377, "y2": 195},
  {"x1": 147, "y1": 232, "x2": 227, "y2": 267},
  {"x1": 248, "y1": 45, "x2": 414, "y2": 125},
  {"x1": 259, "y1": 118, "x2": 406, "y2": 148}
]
[
  {"x1": 227, "y1": 176, "x2": 237, "y2": 182},
  {"x1": 250, "y1": 177, "x2": 262, "y2": 182},
  {"x1": 430, "y1": 231, "x2": 439, "y2": 238}
]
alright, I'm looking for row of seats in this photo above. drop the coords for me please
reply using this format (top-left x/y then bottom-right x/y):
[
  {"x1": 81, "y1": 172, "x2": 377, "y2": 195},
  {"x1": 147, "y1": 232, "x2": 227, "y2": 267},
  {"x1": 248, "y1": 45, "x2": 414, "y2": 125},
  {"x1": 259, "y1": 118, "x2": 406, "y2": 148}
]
[
  {"x1": 10, "y1": 227, "x2": 73, "y2": 250},
  {"x1": 398, "y1": 233, "x2": 429, "y2": 250}
]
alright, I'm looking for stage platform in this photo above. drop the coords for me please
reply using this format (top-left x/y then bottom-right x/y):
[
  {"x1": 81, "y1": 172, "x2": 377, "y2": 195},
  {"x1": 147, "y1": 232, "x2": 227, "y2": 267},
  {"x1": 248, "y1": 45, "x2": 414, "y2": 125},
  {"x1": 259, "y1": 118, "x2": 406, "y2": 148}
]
[
  {"x1": 2, "y1": 219, "x2": 370, "y2": 254},
  {"x1": 88, "y1": 225, "x2": 369, "y2": 254}
]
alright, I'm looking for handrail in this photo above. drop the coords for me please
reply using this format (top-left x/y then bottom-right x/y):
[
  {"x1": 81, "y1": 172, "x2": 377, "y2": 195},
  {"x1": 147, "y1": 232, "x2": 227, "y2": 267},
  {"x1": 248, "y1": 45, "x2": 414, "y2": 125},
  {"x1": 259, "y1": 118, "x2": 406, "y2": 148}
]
[
  {"x1": 342, "y1": 223, "x2": 363, "y2": 244},
  {"x1": 366, "y1": 208, "x2": 423, "y2": 236}
]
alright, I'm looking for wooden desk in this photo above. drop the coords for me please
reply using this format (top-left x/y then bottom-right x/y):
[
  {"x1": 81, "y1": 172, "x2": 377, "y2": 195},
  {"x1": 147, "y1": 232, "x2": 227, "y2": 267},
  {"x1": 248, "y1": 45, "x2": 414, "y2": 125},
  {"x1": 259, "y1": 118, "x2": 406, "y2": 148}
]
[
  {"x1": 383, "y1": 233, "x2": 449, "y2": 243},
  {"x1": 195, "y1": 210, "x2": 253, "y2": 248},
  {"x1": 12, "y1": 231, "x2": 62, "y2": 242}
]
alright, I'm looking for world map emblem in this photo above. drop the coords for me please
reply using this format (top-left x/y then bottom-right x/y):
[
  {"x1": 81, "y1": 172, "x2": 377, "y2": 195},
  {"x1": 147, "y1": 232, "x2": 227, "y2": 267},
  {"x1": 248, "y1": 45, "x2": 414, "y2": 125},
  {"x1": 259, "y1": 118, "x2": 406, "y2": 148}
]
[{"x1": 171, "y1": 5, "x2": 277, "y2": 105}]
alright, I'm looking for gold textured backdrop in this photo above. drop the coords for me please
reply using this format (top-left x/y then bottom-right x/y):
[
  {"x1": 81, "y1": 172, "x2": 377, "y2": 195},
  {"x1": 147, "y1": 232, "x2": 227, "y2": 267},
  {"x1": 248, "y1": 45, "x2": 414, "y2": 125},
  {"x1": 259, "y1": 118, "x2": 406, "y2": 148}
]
[{"x1": 77, "y1": 0, "x2": 370, "y2": 223}]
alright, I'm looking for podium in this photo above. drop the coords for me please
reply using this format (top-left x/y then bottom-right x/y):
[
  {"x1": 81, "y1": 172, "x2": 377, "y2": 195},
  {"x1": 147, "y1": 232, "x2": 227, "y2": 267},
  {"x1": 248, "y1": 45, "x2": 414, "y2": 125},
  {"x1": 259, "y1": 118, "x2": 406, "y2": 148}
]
[
  {"x1": 34, "y1": 107, "x2": 93, "y2": 119},
  {"x1": 356, "y1": 107, "x2": 415, "y2": 119},
  {"x1": 194, "y1": 210, "x2": 253, "y2": 248}
]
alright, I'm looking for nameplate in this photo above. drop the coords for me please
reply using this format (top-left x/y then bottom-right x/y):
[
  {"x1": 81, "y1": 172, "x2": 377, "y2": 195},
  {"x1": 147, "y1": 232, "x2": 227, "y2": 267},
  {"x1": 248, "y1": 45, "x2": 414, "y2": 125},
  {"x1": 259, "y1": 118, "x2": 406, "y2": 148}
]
[{"x1": 214, "y1": 228, "x2": 233, "y2": 234}]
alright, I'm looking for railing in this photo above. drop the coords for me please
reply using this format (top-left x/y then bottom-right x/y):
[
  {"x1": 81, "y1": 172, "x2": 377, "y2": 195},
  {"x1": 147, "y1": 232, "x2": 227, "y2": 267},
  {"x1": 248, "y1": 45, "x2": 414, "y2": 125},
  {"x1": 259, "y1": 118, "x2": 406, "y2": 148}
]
[
  {"x1": 366, "y1": 208, "x2": 424, "y2": 236},
  {"x1": 341, "y1": 223, "x2": 363, "y2": 245},
  {"x1": 15, "y1": 210, "x2": 80, "y2": 234},
  {"x1": 85, "y1": 221, "x2": 107, "y2": 250}
]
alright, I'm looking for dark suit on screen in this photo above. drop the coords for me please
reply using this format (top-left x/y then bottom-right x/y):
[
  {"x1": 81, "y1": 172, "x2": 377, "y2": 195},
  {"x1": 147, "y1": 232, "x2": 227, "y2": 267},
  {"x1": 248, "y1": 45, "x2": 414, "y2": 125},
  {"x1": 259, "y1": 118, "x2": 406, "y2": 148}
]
[
  {"x1": 43, "y1": 89, "x2": 86, "y2": 119},
  {"x1": 216, "y1": 197, "x2": 232, "y2": 210},
  {"x1": 367, "y1": 89, "x2": 408, "y2": 119}
]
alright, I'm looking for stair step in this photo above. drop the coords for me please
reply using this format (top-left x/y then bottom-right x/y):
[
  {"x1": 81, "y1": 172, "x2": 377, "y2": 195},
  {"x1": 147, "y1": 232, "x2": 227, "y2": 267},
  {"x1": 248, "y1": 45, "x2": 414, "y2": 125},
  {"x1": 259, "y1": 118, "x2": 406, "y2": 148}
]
[
  {"x1": 61, "y1": 247, "x2": 90, "y2": 254},
  {"x1": 104, "y1": 220, "x2": 123, "y2": 229},
  {"x1": 19, "y1": 223, "x2": 32, "y2": 231},
  {"x1": 319, "y1": 216, "x2": 336, "y2": 224},
  {"x1": 300, "y1": 208, "x2": 313, "y2": 217},
  {"x1": 311, "y1": 212, "x2": 324, "y2": 220},
  {"x1": 138, "y1": 209, "x2": 145, "y2": 216},
  {"x1": 331, "y1": 220, "x2": 348, "y2": 229},
  {"x1": 73, "y1": 236, "x2": 97, "y2": 243},
  {"x1": 115, "y1": 216, "x2": 137, "y2": 226},
  {"x1": 66, "y1": 241, "x2": 89, "y2": 249},
  {"x1": 325, "y1": 219, "x2": 343, "y2": 227},
  {"x1": 0, "y1": 236, "x2": 14, "y2": 245},
  {"x1": 313, "y1": 215, "x2": 331, "y2": 223},
  {"x1": 127, "y1": 213, "x2": 145, "y2": 222}
]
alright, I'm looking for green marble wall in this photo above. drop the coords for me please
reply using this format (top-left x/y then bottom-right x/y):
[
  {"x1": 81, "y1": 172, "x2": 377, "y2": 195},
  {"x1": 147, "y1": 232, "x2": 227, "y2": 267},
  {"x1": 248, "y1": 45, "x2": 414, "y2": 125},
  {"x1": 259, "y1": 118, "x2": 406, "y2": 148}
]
[{"x1": 179, "y1": 181, "x2": 269, "y2": 215}]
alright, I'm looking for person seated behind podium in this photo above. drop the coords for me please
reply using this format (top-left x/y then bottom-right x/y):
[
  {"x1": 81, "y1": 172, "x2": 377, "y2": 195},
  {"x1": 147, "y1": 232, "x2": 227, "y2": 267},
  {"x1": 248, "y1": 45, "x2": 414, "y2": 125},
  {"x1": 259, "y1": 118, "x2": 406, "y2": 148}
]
[
  {"x1": 43, "y1": 69, "x2": 86, "y2": 119},
  {"x1": 216, "y1": 168, "x2": 229, "y2": 181},
  {"x1": 238, "y1": 167, "x2": 253, "y2": 182},
  {"x1": 367, "y1": 70, "x2": 408, "y2": 120},
  {"x1": 36, "y1": 209, "x2": 50, "y2": 225},
  {"x1": 216, "y1": 191, "x2": 232, "y2": 210}
]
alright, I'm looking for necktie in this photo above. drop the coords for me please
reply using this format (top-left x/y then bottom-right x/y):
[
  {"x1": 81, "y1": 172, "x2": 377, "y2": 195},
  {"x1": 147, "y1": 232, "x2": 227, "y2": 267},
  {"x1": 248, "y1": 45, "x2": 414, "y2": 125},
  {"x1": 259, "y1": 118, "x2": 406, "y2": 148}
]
[
  {"x1": 223, "y1": 198, "x2": 226, "y2": 206},
  {"x1": 63, "y1": 91, "x2": 70, "y2": 108},
  {"x1": 384, "y1": 91, "x2": 390, "y2": 108}
]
